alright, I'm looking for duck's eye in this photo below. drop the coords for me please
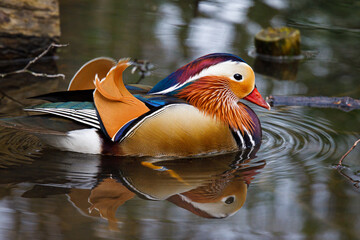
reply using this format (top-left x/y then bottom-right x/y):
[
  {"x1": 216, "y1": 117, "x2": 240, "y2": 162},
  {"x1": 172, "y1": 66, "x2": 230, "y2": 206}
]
[
  {"x1": 224, "y1": 196, "x2": 235, "y2": 204},
  {"x1": 233, "y1": 73, "x2": 242, "y2": 81}
]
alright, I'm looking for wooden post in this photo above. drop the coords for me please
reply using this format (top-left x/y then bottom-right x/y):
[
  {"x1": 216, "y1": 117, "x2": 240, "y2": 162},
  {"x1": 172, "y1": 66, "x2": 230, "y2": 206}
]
[{"x1": 255, "y1": 27, "x2": 301, "y2": 56}]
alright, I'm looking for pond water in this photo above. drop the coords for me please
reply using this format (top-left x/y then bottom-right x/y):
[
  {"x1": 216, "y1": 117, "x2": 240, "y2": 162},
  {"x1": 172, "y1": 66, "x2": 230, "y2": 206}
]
[{"x1": 0, "y1": 0, "x2": 359, "y2": 239}]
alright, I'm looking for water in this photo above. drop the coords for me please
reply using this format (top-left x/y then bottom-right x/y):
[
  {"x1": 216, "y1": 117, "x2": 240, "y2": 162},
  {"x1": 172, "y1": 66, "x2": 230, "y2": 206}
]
[{"x1": 0, "y1": 0, "x2": 359, "y2": 239}]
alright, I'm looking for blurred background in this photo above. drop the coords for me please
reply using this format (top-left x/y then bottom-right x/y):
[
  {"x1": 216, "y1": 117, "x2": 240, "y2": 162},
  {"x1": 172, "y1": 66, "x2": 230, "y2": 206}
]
[{"x1": 0, "y1": 0, "x2": 359, "y2": 239}]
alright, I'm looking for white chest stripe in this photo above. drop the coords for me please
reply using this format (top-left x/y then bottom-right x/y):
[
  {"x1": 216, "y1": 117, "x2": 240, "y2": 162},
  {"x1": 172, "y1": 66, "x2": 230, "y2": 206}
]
[
  {"x1": 236, "y1": 128, "x2": 255, "y2": 149},
  {"x1": 243, "y1": 127, "x2": 255, "y2": 147},
  {"x1": 236, "y1": 131, "x2": 245, "y2": 149}
]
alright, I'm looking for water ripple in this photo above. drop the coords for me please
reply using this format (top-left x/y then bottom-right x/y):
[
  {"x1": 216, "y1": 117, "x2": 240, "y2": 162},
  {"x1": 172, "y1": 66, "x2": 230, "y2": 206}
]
[
  {"x1": 0, "y1": 127, "x2": 43, "y2": 168},
  {"x1": 257, "y1": 107, "x2": 342, "y2": 173}
]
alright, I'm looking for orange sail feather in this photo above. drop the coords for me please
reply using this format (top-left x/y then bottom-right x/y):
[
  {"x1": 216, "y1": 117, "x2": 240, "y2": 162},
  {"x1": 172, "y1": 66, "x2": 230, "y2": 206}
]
[
  {"x1": 68, "y1": 57, "x2": 117, "y2": 91},
  {"x1": 93, "y1": 59, "x2": 150, "y2": 140}
]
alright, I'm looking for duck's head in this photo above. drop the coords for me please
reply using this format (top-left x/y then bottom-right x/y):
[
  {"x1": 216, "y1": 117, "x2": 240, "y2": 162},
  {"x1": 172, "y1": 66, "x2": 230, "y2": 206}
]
[{"x1": 149, "y1": 53, "x2": 270, "y2": 132}]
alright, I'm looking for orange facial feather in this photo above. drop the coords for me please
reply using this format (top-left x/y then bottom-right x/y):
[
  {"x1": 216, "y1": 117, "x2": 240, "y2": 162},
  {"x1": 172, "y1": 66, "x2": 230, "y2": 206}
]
[{"x1": 176, "y1": 76, "x2": 254, "y2": 134}]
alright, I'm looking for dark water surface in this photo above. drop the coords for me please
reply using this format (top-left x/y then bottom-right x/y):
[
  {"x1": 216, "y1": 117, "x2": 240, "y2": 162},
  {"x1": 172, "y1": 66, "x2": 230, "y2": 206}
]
[{"x1": 0, "y1": 0, "x2": 359, "y2": 239}]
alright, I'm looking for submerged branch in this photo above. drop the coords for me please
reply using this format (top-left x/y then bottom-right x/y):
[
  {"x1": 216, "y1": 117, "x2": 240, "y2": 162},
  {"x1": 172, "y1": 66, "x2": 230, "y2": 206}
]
[
  {"x1": 335, "y1": 139, "x2": 360, "y2": 188},
  {"x1": 0, "y1": 90, "x2": 26, "y2": 108},
  {"x1": 267, "y1": 95, "x2": 360, "y2": 112},
  {"x1": 0, "y1": 43, "x2": 68, "y2": 79},
  {"x1": 337, "y1": 169, "x2": 359, "y2": 189}
]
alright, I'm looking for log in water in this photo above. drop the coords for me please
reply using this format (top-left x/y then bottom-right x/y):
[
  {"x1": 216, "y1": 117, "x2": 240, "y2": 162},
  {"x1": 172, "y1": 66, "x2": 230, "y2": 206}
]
[
  {"x1": 267, "y1": 95, "x2": 360, "y2": 112},
  {"x1": 0, "y1": 0, "x2": 60, "y2": 60}
]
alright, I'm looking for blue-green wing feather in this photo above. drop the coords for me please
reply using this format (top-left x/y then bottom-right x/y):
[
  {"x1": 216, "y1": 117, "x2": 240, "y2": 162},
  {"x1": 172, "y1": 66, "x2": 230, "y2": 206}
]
[{"x1": 25, "y1": 101, "x2": 100, "y2": 129}]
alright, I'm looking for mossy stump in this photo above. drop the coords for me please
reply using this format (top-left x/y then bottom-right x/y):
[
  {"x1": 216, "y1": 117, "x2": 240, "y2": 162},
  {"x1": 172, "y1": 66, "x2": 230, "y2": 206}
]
[{"x1": 255, "y1": 27, "x2": 300, "y2": 56}]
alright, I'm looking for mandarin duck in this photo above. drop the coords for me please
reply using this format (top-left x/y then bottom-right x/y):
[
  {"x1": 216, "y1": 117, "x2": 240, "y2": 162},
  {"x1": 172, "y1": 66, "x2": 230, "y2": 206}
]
[{"x1": 4, "y1": 53, "x2": 270, "y2": 157}]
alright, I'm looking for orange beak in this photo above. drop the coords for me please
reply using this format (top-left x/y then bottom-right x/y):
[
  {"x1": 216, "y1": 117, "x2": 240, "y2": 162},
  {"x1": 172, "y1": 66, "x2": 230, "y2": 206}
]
[{"x1": 243, "y1": 87, "x2": 271, "y2": 110}]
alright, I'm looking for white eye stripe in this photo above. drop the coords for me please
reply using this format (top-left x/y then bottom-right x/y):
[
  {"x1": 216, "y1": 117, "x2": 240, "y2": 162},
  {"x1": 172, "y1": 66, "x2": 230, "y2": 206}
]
[
  {"x1": 151, "y1": 61, "x2": 251, "y2": 95},
  {"x1": 188, "y1": 61, "x2": 243, "y2": 80}
]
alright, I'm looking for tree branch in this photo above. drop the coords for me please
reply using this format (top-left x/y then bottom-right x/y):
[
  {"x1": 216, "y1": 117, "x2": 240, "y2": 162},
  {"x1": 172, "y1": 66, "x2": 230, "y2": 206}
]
[
  {"x1": 0, "y1": 43, "x2": 68, "y2": 79},
  {"x1": 337, "y1": 139, "x2": 360, "y2": 168},
  {"x1": 267, "y1": 95, "x2": 360, "y2": 112},
  {"x1": 335, "y1": 139, "x2": 360, "y2": 188}
]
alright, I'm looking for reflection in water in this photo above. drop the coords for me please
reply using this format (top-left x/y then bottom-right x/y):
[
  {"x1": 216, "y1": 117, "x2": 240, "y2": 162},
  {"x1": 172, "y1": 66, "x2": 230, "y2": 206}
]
[
  {"x1": 0, "y1": 125, "x2": 265, "y2": 228},
  {"x1": 0, "y1": 128, "x2": 42, "y2": 167},
  {"x1": 44, "y1": 148, "x2": 264, "y2": 230},
  {"x1": 0, "y1": 141, "x2": 266, "y2": 231},
  {"x1": 253, "y1": 57, "x2": 300, "y2": 80},
  {"x1": 69, "y1": 179, "x2": 135, "y2": 230}
]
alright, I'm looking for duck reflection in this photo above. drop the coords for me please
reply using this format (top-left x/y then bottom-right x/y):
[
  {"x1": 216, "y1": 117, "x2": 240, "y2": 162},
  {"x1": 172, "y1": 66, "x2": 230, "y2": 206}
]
[
  {"x1": 67, "y1": 147, "x2": 265, "y2": 229},
  {"x1": 68, "y1": 179, "x2": 135, "y2": 230}
]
